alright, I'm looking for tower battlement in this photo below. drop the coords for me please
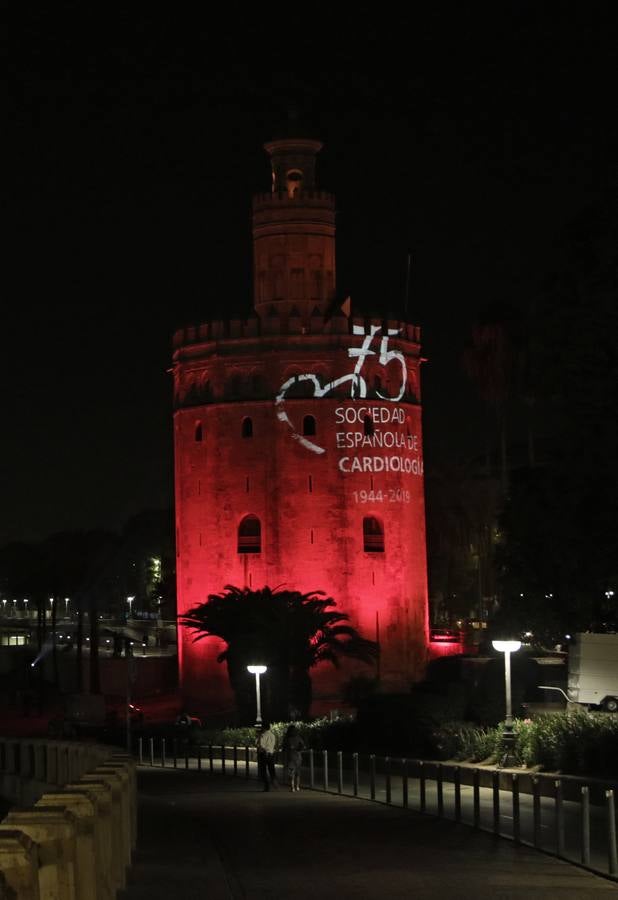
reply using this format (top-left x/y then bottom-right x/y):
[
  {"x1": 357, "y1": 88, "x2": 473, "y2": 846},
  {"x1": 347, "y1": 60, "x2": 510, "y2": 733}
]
[
  {"x1": 173, "y1": 314, "x2": 421, "y2": 349},
  {"x1": 252, "y1": 189, "x2": 335, "y2": 209}
]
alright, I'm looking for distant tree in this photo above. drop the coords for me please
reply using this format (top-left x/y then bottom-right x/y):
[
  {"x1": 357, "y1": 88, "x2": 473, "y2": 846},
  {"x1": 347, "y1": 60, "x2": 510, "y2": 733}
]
[
  {"x1": 495, "y1": 190, "x2": 618, "y2": 639},
  {"x1": 0, "y1": 530, "x2": 120, "y2": 695},
  {"x1": 179, "y1": 585, "x2": 378, "y2": 721},
  {"x1": 425, "y1": 456, "x2": 501, "y2": 622},
  {"x1": 114, "y1": 509, "x2": 175, "y2": 620}
]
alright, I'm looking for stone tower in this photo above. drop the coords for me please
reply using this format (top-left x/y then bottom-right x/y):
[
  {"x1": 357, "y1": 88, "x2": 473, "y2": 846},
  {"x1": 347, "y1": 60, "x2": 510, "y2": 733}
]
[{"x1": 172, "y1": 136, "x2": 429, "y2": 717}]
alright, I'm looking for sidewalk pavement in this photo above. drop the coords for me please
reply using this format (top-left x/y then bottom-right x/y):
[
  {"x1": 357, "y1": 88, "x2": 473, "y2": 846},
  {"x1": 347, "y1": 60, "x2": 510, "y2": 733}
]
[{"x1": 120, "y1": 767, "x2": 617, "y2": 900}]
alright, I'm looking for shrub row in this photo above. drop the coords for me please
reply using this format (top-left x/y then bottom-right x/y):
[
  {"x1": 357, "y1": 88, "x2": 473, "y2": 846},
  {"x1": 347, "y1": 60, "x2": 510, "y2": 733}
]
[
  {"x1": 433, "y1": 711, "x2": 618, "y2": 775},
  {"x1": 198, "y1": 711, "x2": 618, "y2": 777}
]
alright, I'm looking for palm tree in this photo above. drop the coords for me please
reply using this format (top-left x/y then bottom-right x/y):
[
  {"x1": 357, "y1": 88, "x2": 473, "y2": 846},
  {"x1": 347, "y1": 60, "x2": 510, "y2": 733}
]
[{"x1": 179, "y1": 585, "x2": 378, "y2": 721}]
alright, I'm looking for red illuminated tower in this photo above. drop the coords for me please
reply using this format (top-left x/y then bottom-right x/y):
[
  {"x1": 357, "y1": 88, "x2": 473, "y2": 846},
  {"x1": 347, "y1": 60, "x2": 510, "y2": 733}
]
[{"x1": 172, "y1": 136, "x2": 429, "y2": 716}]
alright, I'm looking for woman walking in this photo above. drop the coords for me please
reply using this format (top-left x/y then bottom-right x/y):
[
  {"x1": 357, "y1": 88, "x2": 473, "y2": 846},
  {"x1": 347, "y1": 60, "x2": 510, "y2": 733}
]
[{"x1": 282, "y1": 724, "x2": 305, "y2": 792}]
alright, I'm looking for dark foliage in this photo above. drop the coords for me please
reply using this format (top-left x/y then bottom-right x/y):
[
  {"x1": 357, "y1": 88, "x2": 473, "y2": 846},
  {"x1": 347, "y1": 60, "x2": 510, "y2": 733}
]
[{"x1": 179, "y1": 584, "x2": 378, "y2": 721}]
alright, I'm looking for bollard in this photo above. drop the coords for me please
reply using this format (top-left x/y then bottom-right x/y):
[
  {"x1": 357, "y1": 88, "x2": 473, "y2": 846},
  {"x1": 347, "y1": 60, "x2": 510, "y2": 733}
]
[
  {"x1": 138, "y1": 737, "x2": 143, "y2": 765},
  {"x1": 402, "y1": 759, "x2": 408, "y2": 809},
  {"x1": 473, "y1": 769, "x2": 480, "y2": 828},
  {"x1": 532, "y1": 777, "x2": 541, "y2": 848},
  {"x1": 323, "y1": 750, "x2": 329, "y2": 791},
  {"x1": 221, "y1": 746, "x2": 226, "y2": 775},
  {"x1": 209, "y1": 745, "x2": 214, "y2": 774},
  {"x1": 436, "y1": 763, "x2": 443, "y2": 818},
  {"x1": 245, "y1": 745, "x2": 250, "y2": 778},
  {"x1": 385, "y1": 757, "x2": 391, "y2": 805},
  {"x1": 309, "y1": 749, "x2": 315, "y2": 789},
  {"x1": 337, "y1": 752, "x2": 343, "y2": 794},
  {"x1": 555, "y1": 780, "x2": 565, "y2": 857},
  {"x1": 149, "y1": 737, "x2": 154, "y2": 768},
  {"x1": 581, "y1": 786, "x2": 590, "y2": 867},
  {"x1": 233, "y1": 745, "x2": 238, "y2": 777},
  {"x1": 492, "y1": 771, "x2": 500, "y2": 835},
  {"x1": 370, "y1": 755, "x2": 376, "y2": 801},
  {"x1": 454, "y1": 766, "x2": 461, "y2": 823},
  {"x1": 512, "y1": 773, "x2": 520, "y2": 844},
  {"x1": 419, "y1": 761, "x2": 426, "y2": 813},
  {"x1": 353, "y1": 753, "x2": 359, "y2": 797},
  {"x1": 608, "y1": 789, "x2": 618, "y2": 877},
  {"x1": 162, "y1": 738, "x2": 166, "y2": 768}
]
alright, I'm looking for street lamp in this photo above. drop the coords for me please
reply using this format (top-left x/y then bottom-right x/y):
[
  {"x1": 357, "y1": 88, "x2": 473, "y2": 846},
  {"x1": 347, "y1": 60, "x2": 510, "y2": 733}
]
[
  {"x1": 127, "y1": 596, "x2": 135, "y2": 619},
  {"x1": 64, "y1": 597, "x2": 70, "y2": 617},
  {"x1": 492, "y1": 639, "x2": 521, "y2": 767},
  {"x1": 247, "y1": 664, "x2": 267, "y2": 726}
]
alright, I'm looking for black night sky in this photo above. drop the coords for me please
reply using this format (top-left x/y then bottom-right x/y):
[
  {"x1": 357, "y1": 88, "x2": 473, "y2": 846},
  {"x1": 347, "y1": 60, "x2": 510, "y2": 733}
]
[{"x1": 5, "y1": 5, "x2": 617, "y2": 546}]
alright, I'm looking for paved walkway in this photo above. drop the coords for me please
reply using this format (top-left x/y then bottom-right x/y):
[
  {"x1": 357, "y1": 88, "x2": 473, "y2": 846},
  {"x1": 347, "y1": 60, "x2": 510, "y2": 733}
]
[{"x1": 120, "y1": 768, "x2": 617, "y2": 900}]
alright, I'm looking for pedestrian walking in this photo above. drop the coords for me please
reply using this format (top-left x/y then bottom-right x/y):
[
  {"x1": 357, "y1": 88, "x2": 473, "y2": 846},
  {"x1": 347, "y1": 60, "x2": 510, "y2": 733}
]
[
  {"x1": 257, "y1": 722, "x2": 278, "y2": 790},
  {"x1": 282, "y1": 724, "x2": 305, "y2": 791}
]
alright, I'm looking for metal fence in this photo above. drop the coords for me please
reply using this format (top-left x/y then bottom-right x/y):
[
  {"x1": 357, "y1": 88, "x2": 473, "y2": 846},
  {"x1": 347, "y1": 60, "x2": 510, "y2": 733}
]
[{"x1": 135, "y1": 737, "x2": 618, "y2": 881}]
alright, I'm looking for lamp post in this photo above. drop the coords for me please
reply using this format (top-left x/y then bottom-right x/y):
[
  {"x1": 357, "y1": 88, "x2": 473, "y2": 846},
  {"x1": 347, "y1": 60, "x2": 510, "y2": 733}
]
[
  {"x1": 247, "y1": 665, "x2": 267, "y2": 726},
  {"x1": 64, "y1": 597, "x2": 70, "y2": 618},
  {"x1": 127, "y1": 596, "x2": 135, "y2": 619},
  {"x1": 492, "y1": 639, "x2": 521, "y2": 767}
]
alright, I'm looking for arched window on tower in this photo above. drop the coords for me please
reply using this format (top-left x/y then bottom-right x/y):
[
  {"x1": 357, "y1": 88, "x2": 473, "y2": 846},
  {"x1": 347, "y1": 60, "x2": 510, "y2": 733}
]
[
  {"x1": 194, "y1": 422, "x2": 203, "y2": 442},
  {"x1": 238, "y1": 515, "x2": 261, "y2": 554},
  {"x1": 363, "y1": 414, "x2": 374, "y2": 436},
  {"x1": 363, "y1": 516, "x2": 384, "y2": 553},
  {"x1": 303, "y1": 415, "x2": 316, "y2": 436},
  {"x1": 286, "y1": 169, "x2": 303, "y2": 198},
  {"x1": 242, "y1": 417, "x2": 253, "y2": 438}
]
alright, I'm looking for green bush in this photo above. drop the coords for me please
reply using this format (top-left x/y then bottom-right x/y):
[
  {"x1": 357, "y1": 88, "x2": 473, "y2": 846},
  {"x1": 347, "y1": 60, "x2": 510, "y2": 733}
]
[
  {"x1": 195, "y1": 717, "x2": 360, "y2": 752},
  {"x1": 432, "y1": 722, "x2": 498, "y2": 762},
  {"x1": 196, "y1": 725, "x2": 257, "y2": 746},
  {"x1": 521, "y1": 710, "x2": 618, "y2": 775},
  {"x1": 432, "y1": 711, "x2": 618, "y2": 775}
]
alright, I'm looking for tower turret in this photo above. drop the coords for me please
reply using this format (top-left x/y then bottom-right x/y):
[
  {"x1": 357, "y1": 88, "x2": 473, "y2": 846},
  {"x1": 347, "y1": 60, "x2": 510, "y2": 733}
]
[{"x1": 252, "y1": 137, "x2": 336, "y2": 321}]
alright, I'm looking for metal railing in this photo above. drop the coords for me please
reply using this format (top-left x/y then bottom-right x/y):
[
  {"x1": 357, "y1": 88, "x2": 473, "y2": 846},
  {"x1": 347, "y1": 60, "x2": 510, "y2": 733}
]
[{"x1": 135, "y1": 737, "x2": 618, "y2": 881}]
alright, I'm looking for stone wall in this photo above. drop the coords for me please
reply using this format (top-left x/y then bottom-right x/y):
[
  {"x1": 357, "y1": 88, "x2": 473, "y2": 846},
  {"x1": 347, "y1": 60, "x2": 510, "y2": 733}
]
[{"x1": 0, "y1": 737, "x2": 136, "y2": 899}]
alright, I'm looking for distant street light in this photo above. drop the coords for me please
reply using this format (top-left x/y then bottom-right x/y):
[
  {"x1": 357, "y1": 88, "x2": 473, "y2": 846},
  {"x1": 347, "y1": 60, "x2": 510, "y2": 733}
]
[
  {"x1": 65, "y1": 597, "x2": 70, "y2": 616},
  {"x1": 247, "y1": 664, "x2": 267, "y2": 726},
  {"x1": 492, "y1": 639, "x2": 521, "y2": 767},
  {"x1": 127, "y1": 596, "x2": 135, "y2": 619}
]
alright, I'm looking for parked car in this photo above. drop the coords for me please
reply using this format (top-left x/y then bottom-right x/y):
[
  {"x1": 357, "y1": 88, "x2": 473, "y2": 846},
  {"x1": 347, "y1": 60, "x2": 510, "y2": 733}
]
[
  {"x1": 47, "y1": 693, "x2": 143, "y2": 737},
  {"x1": 429, "y1": 627, "x2": 462, "y2": 643}
]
